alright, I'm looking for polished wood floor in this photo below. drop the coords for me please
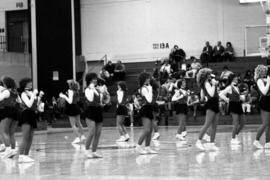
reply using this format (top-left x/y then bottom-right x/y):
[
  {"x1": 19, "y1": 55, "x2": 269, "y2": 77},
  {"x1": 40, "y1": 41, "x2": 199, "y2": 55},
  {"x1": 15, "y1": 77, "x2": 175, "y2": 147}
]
[{"x1": 0, "y1": 125, "x2": 270, "y2": 180}]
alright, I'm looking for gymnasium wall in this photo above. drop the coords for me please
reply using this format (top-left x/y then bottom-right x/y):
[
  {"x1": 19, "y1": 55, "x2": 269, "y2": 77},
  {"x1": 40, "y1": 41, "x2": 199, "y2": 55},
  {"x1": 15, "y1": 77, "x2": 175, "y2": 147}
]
[
  {"x1": 81, "y1": 0, "x2": 265, "y2": 62},
  {"x1": 0, "y1": 0, "x2": 28, "y2": 37}
]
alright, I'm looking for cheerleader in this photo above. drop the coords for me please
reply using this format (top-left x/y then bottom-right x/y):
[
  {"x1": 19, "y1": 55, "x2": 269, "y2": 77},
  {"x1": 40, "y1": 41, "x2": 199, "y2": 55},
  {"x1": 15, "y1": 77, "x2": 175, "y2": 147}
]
[
  {"x1": 136, "y1": 72, "x2": 157, "y2": 155},
  {"x1": 0, "y1": 82, "x2": 6, "y2": 152},
  {"x1": 84, "y1": 73, "x2": 103, "y2": 158},
  {"x1": 18, "y1": 78, "x2": 43, "y2": 163},
  {"x1": 195, "y1": 68, "x2": 219, "y2": 151},
  {"x1": 0, "y1": 76, "x2": 20, "y2": 158},
  {"x1": 115, "y1": 81, "x2": 130, "y2": 142},
  {"x1": 59, "y1": 80, "x2": 85, "y2": 144},
  {"x1": 253, "y1": 65, "x2": 270, "y2": 149},
  {"x1": 172, "y1": 79, "x2": 188, "y2": 141},
  {"x1": 219, "y1": 74, "x2": 245, "y2": 145}
]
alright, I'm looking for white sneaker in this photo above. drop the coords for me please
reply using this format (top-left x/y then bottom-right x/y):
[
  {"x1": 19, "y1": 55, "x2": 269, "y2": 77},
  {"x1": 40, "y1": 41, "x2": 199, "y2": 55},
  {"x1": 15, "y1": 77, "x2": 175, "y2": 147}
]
[
  {"x1": 2, "y1": 147, "x2": 12, "y2": 159},
  {"x1": 7, "y1": 149, "x2": 17, "y2": 158},
  {"x1": 85, "y1": 151, "x2": 93, "y2": 159},
  {"x1": 81, "y1": 135, "x2": 86, "y2": 142},
  {"x1": 231, "y1": 138, "x2": 240, "y2": 145},
  {"x1": 136, "y1": 145, "x2": 148, "y2": 155},
  {"x1": 264, "y1": 142, "x2": 270, "y2": 149},
  {"x1": 152, "y1": 133, "x2": 160, "y2": 140},
  {"x1": 203, "y1": 134, "x2": 210, "y2": 142},
  {"x1": 18, "y1": 155, "x2": 34, "y2": 163},
  {"x1": 92, "y1": 152, "x2": 103, "y2": 158},
  {"x1": 125, "y1": 134, "x2": 130, "y2": 141},
  {"x1": 205, "y1": 143, "x2": 219, "y2": 151},
  {"x1": 253, "y1": 140, "x2": 264, "y2": 149},
  {"x1": 0, "y1": 144, "x2": 5, "y2": 152},
  {"x1": 72, "y1": 137, "x2": 81, "y2": 144},
  {"x1": 196, "y1": 140, "x2": 205, "y2": 151},
  {"x1": 145, "y1": 147, "x2": 158, "y2": 154},
  {"x1": 176, "y1": 134, "x2": 186, "y2": 141},
  {"x1": 23, "y1": 156, "x2": 35, "y2": 163},
  {"x1": 181, "y1": 131, "x2": 187, "y2": 137},
  {"x1": 116, "y1": 136, "x2": 126, "y2": 142}
]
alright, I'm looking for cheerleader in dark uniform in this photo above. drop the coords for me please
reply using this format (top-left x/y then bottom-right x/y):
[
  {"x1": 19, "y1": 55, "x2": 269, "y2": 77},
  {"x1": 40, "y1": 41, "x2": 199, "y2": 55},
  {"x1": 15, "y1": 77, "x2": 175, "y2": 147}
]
[
  {"x1": 84, "y1": 73, "x2": 103, "y2": 158},
  {"x1": 136, "y1": 72, "x2": 157, "y2": 155},
  {"x1": 172, "y1": 79, "x2": 188, "y2": 141},
  {"x1": 219, "y1": 73, "x2": 245, "y2": 145},
  {"x1": 0, "y1": 83, "x2": 6, "y2": 152},
  {"x1": 59, "y1": 80, "x2": 85, "y2": 144},
  {"x1": 18, "y1": 78, "x2": 43, "y2": 163},
  {"x1": 195, "y1": 68, "x2": 219, "y2": 151},
  {"x1": 115, "y1": 81, "x2": 130, "y2": 142},
  {"x1": 253, "y1": 65, "x2": 270, "y2": 149},
  {"x1": 0, "y1": 76, "x2": 20, "y2": 158}
]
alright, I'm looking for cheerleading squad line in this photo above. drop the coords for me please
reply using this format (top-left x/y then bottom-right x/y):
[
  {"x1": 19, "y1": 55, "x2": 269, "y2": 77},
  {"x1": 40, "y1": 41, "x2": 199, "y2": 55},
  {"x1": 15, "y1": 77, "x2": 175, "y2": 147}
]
[{"x1": 0, "y1": 64, "x2": 270, "y2": 163}]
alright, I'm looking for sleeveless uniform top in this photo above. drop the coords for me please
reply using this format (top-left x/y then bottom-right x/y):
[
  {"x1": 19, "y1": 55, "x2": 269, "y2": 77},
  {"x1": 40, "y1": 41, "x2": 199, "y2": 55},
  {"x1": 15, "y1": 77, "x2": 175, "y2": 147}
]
[
  {"x1": 2, "y1": 89, "x2": 18, "y2": 108},
  {"x1": 71, "y1": 90, "x2": 80, "y2": 104},
  {"x1": 21, "y1": 93, "x2": 38, "y2": 111},
  {"x1": 203, "y1": 81, "x2": 218, "y2": 99},
  {"x1": 228, "y1": 86, "x2": 241, "y2": 102},
  {"x1": 176, "y1": 89, "x2": 188, "y2": 104},
  {"x1": 257, "y1": 79, "x2": 270, "y2": 97},
  {"x1": 117, "y1": 91, "x2": 128, "y2": 106},
  {"x1": 257, "y1": 79, "x2": 270, "y2": 112},
  {"x1": 86, "y1": 88, "x2": 101, "y2": 107},
  {"x1": 0, "y1": 88, "x2": 5, "y2": 109}
]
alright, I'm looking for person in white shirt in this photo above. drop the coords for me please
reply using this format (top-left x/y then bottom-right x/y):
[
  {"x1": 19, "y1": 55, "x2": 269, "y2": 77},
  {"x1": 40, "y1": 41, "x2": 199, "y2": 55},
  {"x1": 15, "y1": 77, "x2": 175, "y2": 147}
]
[
  {"x1": 195, "y1": 68, "x2": 220, "y2": 151},
  {"x1": 136, "y1": 72, "x2": 157, "y2": 155},
  {"x1": 115, "y1": 81, "x2": 130, "y2": 142},
  {"x1": 160, "y1": 59, "x2": 172, "y2": 76},
  {"x1": 219, "y1": 74, "x2": 245, "y2": 145},
  {"x1": 84, "y1": 73, "x2": 103, "y2": 158},
  {"x1": 59, "y1": 80, "x2": 85, "y2": 144},
  {"x1": 172, "y1": 79, "x2": 188, "y2": 141},
  {"x1": 18, "y1": 78, "x2": 43, "y2": 163},
  {"x1": 253, "y1": 65, "x2": 270, "y2": 149}
]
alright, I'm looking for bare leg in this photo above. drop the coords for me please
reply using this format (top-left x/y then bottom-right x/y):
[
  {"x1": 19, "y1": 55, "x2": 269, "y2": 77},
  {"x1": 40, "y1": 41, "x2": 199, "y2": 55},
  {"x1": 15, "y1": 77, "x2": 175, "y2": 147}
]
[
  {"x1": 75, "y1": 115, "x2": 84, "y2": 136},
  {"x1": 69, "y1": 116, "x2": 80, "y2": 138},
  {"x1": 231, "y1": 113, "x2": 239, "y2": 139},
  {"x1": 256, "y1": 110, "x2": 269, "y2": 141},
  {"x1": 24, "y1": 128, "x2": 34, "y2": 155},
  {"x1": 210, "y1": 113, "x2": 219, "y2": 143},
  {"x1": 116, "y1": 115, "x2": 125, "y2": 136},
  {"x1": 19, "y1": 124, "x2": 31, "y2": 155},
  {"x1": 198, "y1": 110, "x2": 215, "y2": 140},
  {"x1": 85, "y1": 119, "x2": 95, "y2": 150},
  {"x1": 138, "y1": 117, "x2": 152, "y2": 146},
  {"x1": 9, "y1": 120, "x2": 18, "y2": 149},
  {"x1": 236, "y1": 115, "x2": 245, "y2": 135},
  {"x1": 92, "y1": 123, "x2": 103, "y2": 152}
]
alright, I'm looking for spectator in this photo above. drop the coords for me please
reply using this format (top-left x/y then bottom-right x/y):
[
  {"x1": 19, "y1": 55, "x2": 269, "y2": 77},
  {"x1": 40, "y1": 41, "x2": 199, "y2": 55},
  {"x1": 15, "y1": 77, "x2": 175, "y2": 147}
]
[
  {"x1": 99, "y1": 67, "x2": 111, "y2": 85},
  {"x1": 213, "y1": 41, "x2": 225, "y2": 62},
  {"x1": 220, "y1": 66, "x2": 233, "y2": 83},
  {"x1": 153, "y1": 60, "x2": 161, "y2": 82},
  {"x1": 114, "y1": 61, "x2": 126, "y2": 81},
  {"x1": 160, "y1": 59, "x2": 172, "y2": 77},
  {"x1": 170, "y1": 45, "x2": 186, "y2": 69},
  {"x1": 224, "y1": 42, "x2": 235, "y2": 62},
  {"x1": 104, "y1": 61, "x2": 115, "y2": 78},
  {"x1": 243, "y1": 69, "x2": 254, "y2": 89},
  {"x1": 200, "y1": 41, "x2": 213, "y2": 66},
  {"x1": 186, "y1": 57, "x2": 202, "y2": 78},
  {"x1": 187, "y1": 91, "x2": 200, "y2": 119}
]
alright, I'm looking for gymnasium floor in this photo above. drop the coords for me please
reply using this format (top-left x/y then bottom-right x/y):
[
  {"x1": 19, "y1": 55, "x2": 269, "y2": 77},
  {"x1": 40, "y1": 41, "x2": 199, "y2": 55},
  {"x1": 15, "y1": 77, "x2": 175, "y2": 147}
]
[{"x1": 0, "y1": 125, "x2": 270, "y2": 180}]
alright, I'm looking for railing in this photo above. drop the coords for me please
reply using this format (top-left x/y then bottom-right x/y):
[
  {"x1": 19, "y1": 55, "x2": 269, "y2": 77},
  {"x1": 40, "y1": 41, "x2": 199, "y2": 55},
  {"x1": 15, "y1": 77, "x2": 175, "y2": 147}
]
[{"x1": 0, "y1": 36, "x2": 29, "y2": 53}]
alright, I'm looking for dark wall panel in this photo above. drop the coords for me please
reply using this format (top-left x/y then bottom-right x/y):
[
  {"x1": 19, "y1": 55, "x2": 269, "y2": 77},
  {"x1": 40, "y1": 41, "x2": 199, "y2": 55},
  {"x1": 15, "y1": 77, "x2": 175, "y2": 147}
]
[{"x1": 35, "y1": 0, "x2": 74, "y2": 99}]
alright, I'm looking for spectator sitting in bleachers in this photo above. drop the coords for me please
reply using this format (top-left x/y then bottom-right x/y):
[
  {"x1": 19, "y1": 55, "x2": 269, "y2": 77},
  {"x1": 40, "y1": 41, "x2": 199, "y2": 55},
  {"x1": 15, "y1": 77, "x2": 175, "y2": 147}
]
[
  {"x1": 187, "y1": 91, "x2": 200, "y2": 119},
  {"x1": 104, "y1": 61, "x2": 115, "y2": 79},
  {"x1": 153, "y1": 60, "x2": 161, "y2": 82},
  {"x1": 186, "y1": 57, "x2": 202, "y2": 78},
  {"x1": 223, "y1": 42, "x2": 235, "y2": 62},
  {"x1": 114, "y1": 60, "x2": 126, "y2": 81},
  {"x1": 170, "y1": 45, "x2": 186, "y2": 69},
  {"x1": 200, "y1": 41, "x2": 213, "y2": 66},
  {"x1": 243, "y1": 69, "x2": 254, "y2": 89},
  {"x1": 99, "y1": 67, "x2": 111, "y2": 85},
  {"x1": 220, "y1": 66, "x2": 233, "y2": 83},
  {"x1": 213, "y1": 41, "x2": 225, "y2": 62},
  {"x1": 160, "y1": 59, "x2": 172, "y2": 83}
]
